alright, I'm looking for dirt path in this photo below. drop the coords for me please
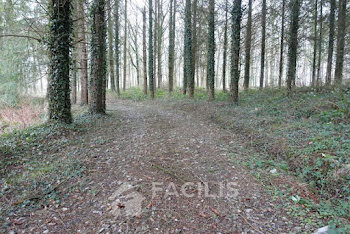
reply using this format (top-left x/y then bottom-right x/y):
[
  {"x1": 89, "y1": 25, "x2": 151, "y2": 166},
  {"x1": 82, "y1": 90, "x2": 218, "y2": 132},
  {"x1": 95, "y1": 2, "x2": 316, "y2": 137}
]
[{"x1": 10, "y1": 100, "x2": 305, "y2": 233}]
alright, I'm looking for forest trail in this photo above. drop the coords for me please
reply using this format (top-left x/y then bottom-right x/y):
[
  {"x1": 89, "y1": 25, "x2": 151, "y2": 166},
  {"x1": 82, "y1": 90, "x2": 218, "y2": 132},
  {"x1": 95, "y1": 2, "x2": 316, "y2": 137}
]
[{"x1": 11, "y1": 99, "x2": 305, "y2": 233}]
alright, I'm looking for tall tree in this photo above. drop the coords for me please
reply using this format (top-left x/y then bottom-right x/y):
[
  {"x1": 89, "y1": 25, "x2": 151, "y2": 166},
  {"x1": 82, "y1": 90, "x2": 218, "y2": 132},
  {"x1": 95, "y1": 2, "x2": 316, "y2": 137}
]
[
  {"x1": 208, "y1": 0, "x2": 215, "y2": 100},
  {"x1": 148, "y1": 0, "x2": 155, "y2": 98},
  {"x1": 243, "y1": 0, "x2": 252, "y2": 90},
  {"x1": 311, "y1": 0, "x2": 318, "y2": 86},
  {"x1": 334, "y1": 0, "x2": 347, "y2": 85},
  {"x1": 168, "y1": 0, "x2": 176, "y2": 93},
  {"x1": 77, "y1": 0, "x2": 88, "y2": 104},
  {"x1": 157, "y1": 0, "x2": 163, "y2": 89},
  {"x1": 90, "y1": 0, "x2": 107, "y2": 113},
  {"x1": 259, "y1": 0, "x2": 266, "y2": 89},
  {"x1": 191, "y1": 0, "x2": 198, "y2": 88},
  {"x1": 107, "y1": 0, "x2": 115, "y2": 91},
  {"x1": 286, "y1": 0, "x2": 302, "y2": 94},
  {"x1": 325, "y1": 0, "x2": 336, "y2": 85},
  {"x1": 143, "y1": 7, "x2": 148, "y2": 94},
  {"x1": 222, "y1": 0, "x2": 228, "y2": 92},
  {"x1": 184, "y1": 0, "x2": 193, "y2": 96},
  {"x1": 316, "y1": 0, "x2": 323, "y2": 86},
  {"x1": 123, "y1": 0, "x2": 127, "y2": 91},
  {"x1": 115, "y1": 0, "x2": 120, "y2": 95},
  {"x1": 230, "y1": 0, "x2": 242, "y2": 103},
  {"x1": 47, "y1": 0, "x2": 72, "y2": 123},
  {"x1": 278, "y1": 0, "x2": 286, "y2": 88}
]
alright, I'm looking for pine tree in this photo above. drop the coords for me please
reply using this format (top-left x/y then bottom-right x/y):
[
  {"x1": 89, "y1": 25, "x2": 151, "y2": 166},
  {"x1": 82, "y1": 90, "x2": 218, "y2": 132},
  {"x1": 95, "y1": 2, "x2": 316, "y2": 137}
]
[
  {"x1": 278, "y1": 0, "x2": 286, "y2": 88},
  {"x1": 325, "y1": 0, "x2": 336, "y2": 85},
  {"x1": 47, "y1": 0, "x2": 72, "y2": 123},
  {"x1": 230, "y1": 0, "x2": 242, "y2": 103},
  {"x1": 90, "y1": 0, "x2": 107, "y2": 114},
  {"x1": 222, "y1": 0, "x2": 228, "y2": 92},
  {"x1": 311, "y1": 0, "x2": 318, "y2": 86},
  {"x1": 184, "y1": 0, "x2": 193, "y2": 96},
  {"x1": 243, "y1": 0, "x2": 252, "y2": 90},
  {"x1": 208, "y1": 0, "x2": 215, "y2": 100},
  {"x1": 259, "y1": 0, "x2": 266, "y2": 89},
  {"x1": 334, "y1": 0, "x2": 347, "y2": 85},
  {"x1": 287, "y1": 0, "x2": 302, "y2": 94}
]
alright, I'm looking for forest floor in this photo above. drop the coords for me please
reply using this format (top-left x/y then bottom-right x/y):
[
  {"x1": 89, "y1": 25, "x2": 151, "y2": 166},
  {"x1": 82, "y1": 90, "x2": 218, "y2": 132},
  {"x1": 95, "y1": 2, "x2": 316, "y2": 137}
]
[{"x1": 1, "y1": 88, "x2": 349, "y2": 233}]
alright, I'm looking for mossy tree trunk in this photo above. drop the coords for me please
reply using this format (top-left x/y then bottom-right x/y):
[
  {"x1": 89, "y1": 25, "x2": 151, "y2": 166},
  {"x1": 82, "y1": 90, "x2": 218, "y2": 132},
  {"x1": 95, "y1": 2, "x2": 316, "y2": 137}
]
[
  {"x1": 230, "y1": 0, "x2": 242, "y2": 104},
  {"x1": 48, "y1": 0, "x2": 72, "y2": 123},
  {"x1": 207, "y1": 0, "x2": 215, "y2": 101},
  {"x1": 286, "y1": 0, "x2": 302, "y2": 95},
  {"x1": 89, "y1": 0, "x2": 107, "y2": 114}
]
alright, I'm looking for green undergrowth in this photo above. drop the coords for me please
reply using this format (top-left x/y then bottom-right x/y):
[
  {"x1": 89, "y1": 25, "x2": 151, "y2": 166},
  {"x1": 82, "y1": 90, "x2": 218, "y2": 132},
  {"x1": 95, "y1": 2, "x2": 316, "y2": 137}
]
[
  {"x1": 117, "y1": 86, "x2": 350, "y2": 230},
  {"x1": 0, "y1": 108, "x2": 107, "y2": 230}
]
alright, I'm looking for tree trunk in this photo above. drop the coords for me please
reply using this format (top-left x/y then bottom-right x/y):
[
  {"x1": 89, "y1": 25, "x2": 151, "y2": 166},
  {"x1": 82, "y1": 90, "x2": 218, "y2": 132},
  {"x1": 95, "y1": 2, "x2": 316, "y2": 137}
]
[
  {"x1": 107, "y1": 0, "x2": 115, "y2": 91},
  {"x1": 230, "y1": 0, "x2": 242, "y2": 104},
  {"x1": 123, "y1": 0, "x2": 127, "y2": 91},
  {"x1": 278, "y1": 0, "x2": 285, "y2": 88},
  {"x1": 115, "y1": 0, "x2": 120, "y2": 95},
  {"x1": 48, "y1": 0, "x2": 72, "y2": 123},
  {"x1": 325, "y1": 0, "x2": 336, "y2": 85},
  {"x1": 148, "y1": 0, "x2": 155, "y2": 99},
  {"x1": 142, "y1": 7, "x2": 148, "y2": 94},
  {"x1": 78, "y1": 0, "x2": 88, "y2": 104},
  {"x1": 243, "y1": 0, "x2": 252, "y2": 90},
  {"x1": 259, "y1": 0, "x2": 266, "y2": 89},
  {"x1": 334, "y1": 0, "x2": 347, "y2": 85},
  {"x1": 157, "y1": 0, "x2": 163, "y2": 89},
  {"x1": 222, "y1": 0, "x2": 228, "y2": 92},
  {"x1": 287, "y1": 0, "x2": 302, "y2": 94},
  {"x1": 168, "y1": 0, "x2": 176, "y2": 93},
  {"x1": 191, "y1": 0, "x2": 198, "y2": 91},
  {"x1": 184, "y1": 0, "x2": 192, "y2": 96},
  {"x1": 89, "y1": 0, "x2": 107, "y2": 114},
  {"x1": 207, "y1": 0, "x2": 215, "y2": 100},
  {"x1": 311, "y1": 0, "x2": 317, "y2": 86},
  {"x1": 316, "y1": 0, "x2": 323, "y2": 86}
]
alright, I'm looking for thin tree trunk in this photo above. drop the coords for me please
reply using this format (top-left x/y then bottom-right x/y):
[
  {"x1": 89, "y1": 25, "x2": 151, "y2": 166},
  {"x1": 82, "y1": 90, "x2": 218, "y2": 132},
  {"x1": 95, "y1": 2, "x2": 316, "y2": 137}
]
[
  {"x1": 168, "y1": 0, "x2": 176, "y2": 92},
  {"x1": 123, "y1": 0, "x2": 127, "y2": 91},
  {"x1": 334, "y1": 0, "x2": 347, "y2": 85},
  {"x1": 107, "y1": 0, "x2": 115, "y2": 91},
  {"x1": 191, "y1": 0, "x2": 198, "y2": 90},
  {"x1": 157, "y1": 0, "x2": 163, "y2": 89},
  {"x1": 259, "y1": 0, "x2": 266, "y2": 89},
  {"x1": 243, "y1": 0, "x2": 252, "y2": 90},
  {"x1": 208, "y1": 0, "x2": 215, "y2": 100},
  {"x1": 78, "y1": 0, "x2": 88, "y2": 104},
  {"x1": 325, "y1": 0, "x2": 336, "y2": 85},
  {"x1": 222, "y1": 0, "x2": 228, "y2": 92},
  {"x1": 143, "y1": 7, "x2": 148, "y2": 94},
  {"x1": 311, "y1": 0, "x2": 318, "y2": 86},
  {"x1": 278, "y1": 0, "x2": 285, "y2": 88},
  {"x1": 316, "y1": 0, "x2": 323, "y2": 86},
  {"x1": 149, "y1": 0, "x2": 155, "y2": 98},
  {"x1": 184, "y1": 0, "x2": 192, "y2": 96},
  {"x1": 115, "y1": 0, "x2": 120, "y2": 95}
]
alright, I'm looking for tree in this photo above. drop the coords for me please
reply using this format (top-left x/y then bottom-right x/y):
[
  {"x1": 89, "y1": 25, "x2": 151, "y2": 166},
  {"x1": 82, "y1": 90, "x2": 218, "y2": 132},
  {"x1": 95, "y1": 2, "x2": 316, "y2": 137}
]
[
  {"x1": 191, "y1": 0, "x2": 198, "y2": 88},
  {"x1": 143, "y1": 7, "x2": 148, "y2": 94},
  {"x1": 311, "y1": 0, "x2": 318, "y2": 86},
  {"x1": 107, "y1": 0, "x2": 115, "y2": 91},
  {"x1": 334, "y1": 0, "x2": 347, "y2": 85},
  {"x1": 230, "y1": 0, "x2": 242, "y2": 104},
  {"x1": 90, "y1": 0, "x2": 107, "y2": 114},
  {"x1": 243, "y1": 0, "x2": 252, "y2": 90},
  {"x1": 259, "y1": 0, "x2": 266, "y2": 89},
  {"x1": 123, "y1": 0, "x2": 127, "y2": 91},
  {"x1": 222, "y1": 0, "x2": 228, "y2": 92},
  {"x1": 184, "y1": 0, "x2": 193, "y2": 96},
  {"x1": 47, "y1": 0, "x2": 72, "y2": 123},
  {"x1": 77, "y1": 0, "x2": 88, "y2": 104},
  {"x1": 148, "y1": 0, "x2": 155, "y2": 99},
  {"x1": 286, "y1": 0, "x2": 302, "y2": 94},
  {"x1": 208, "y1": 0, "x2": 215, "y2": 100},
  {"x1": 316, "y1": 0, "x2": 323, "y2": 86},
  {"x1": 278, "y1": 0, "x2": 286, "y2": 88},
  {"x1": 325, "y1": 0, "x2": 336, "y2": 85},
  {"x1": 115, "y1": 0, "x2": 121, "y2": 95},
  {"x1": 168, "y1": 0, "x2": 176, "y2": 93}
]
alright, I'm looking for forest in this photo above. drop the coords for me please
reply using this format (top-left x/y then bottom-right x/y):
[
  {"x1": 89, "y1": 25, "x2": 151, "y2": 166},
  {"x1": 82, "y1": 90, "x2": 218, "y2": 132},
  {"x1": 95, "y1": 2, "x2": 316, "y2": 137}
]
[{"x1": 0, "y1": 0, "x2": 349, "y2": 233}]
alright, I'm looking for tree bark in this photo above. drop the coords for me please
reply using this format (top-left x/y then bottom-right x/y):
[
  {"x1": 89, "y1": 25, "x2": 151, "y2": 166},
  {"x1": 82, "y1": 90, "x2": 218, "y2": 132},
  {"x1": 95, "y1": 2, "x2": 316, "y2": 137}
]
[
  {"x1": 287, "y1": 0, "x2": 302, "y2": 95},
  {"x1": 316, "y1": 0, "x2": 323, "y2": 86},
  {"x1": 107, "y1": 0, "x2": 115, "y2": 91},
  {"x1": 259, "y1": 0, "x2": 266, "y2": 89},
  {"x1": 143, "y1": 7, "x2": 148, "y2": 94},
  {"x1": 184, "y1": 0, "x2": 193, "y2": 96},
  {"x1": 115, "y1": 0, "x2": 120, "y2": 95},
  {"x1": 230, "y1": 0, "x2": 242, "y2": 104},
  {"x1": 168, "y1": 0, "x2": 176, "y2": 93},
  {"x1": 311, "y1": 0, "x2": 318, "y2": 86},
  {"x1": 334, "y1": 0, "x2": 347, "y2": 85},
  {"x1": 149, "y1": 0, "x2": 155, "y2": 99},
  {"x1": 243, "y1": 0, "x2": 252, "y2": 90},
  {"x1": 278, "y1": 0, "x2": 285, "y2": 88},
  {"x1": 325, "y1": 0, "x2": 336, "y2": 85},
  {"x1": 208, "y1": 0, "x2": 215, "y2": 100},
  {"x1": 123, "y1": 0, "x2": 127, "y2": 91}
]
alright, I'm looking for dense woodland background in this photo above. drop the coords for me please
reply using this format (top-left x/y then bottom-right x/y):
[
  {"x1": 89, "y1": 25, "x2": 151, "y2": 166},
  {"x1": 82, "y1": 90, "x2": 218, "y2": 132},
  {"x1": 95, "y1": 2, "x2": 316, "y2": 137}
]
[{"x1": 0, "y1": 0, "x2": 349, "y2": 109}]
